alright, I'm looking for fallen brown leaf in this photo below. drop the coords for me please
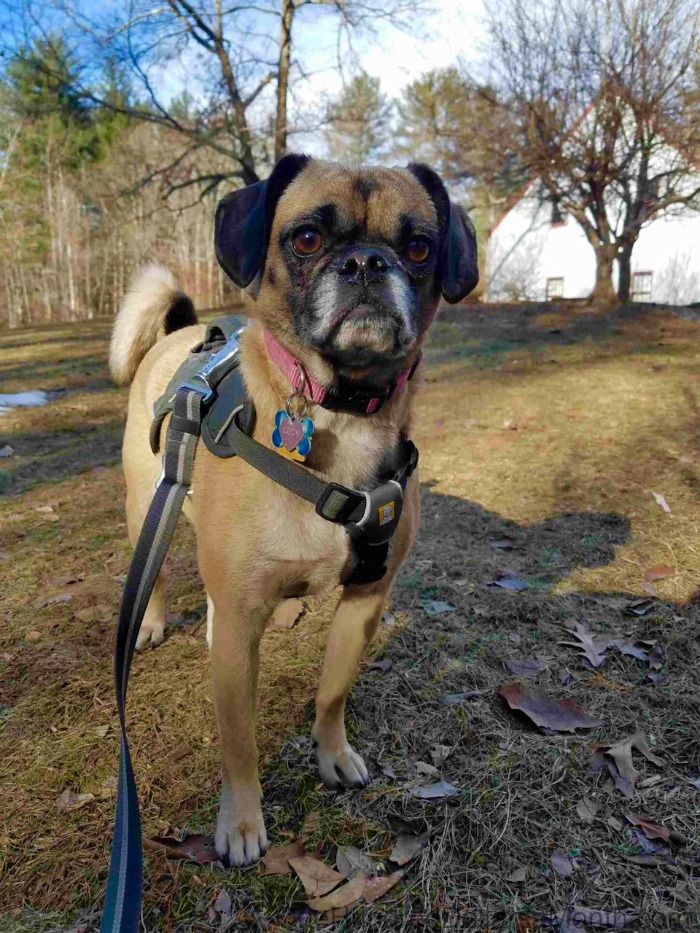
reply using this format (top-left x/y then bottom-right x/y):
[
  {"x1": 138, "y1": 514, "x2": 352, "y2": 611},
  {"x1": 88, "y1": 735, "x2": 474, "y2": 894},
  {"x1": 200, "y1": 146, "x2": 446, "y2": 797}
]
[
  {"x1": 34, "y1": 592, "x2": 73, "y2": 610},
  {"x1": 301, "y1": 811, "x2": 320, "y2": 838},
  {"x1": 498, "y1": 683, "x2": 604, "y2": 732},
  {"x1": 212, "y1": 889, "x2": 232, "y2": 918},
  {"x1": 551, "y1": 849, "x2": 573, "y2": 877},
  {"x1": 46, "y1": 575, "x2": 80, "y2": 587},
  {"x1": 605, "y1": 732, "x2": 662, "y2": 796},
  {"x1": 336, "y1": 846, "x2": 375, "y2": 878},
  {"x1": 614, "y1": 637, "x2": 657, "y2": 662},
  {"x1": 626, "y1": 815, "x2": 686, "y2": 846},
  {"x1": 506, "y1": 656, "x2": 544, "y2": 677},
  {"x1": 626, "y1": 815, "x2": 670, "y2": 841},
  {"x1": 306, "y1": 871, "x2": 366, "y2": 912},
  {"x1": 75, "y1": 604, "x2": 111, "y2": 623},
  {"x1": 560, "y1": 621, "x2": 612, "y2": 669},
  {"x1": 389, "y1": 832, "x2": 429, "y2": 866},
  {"x1": 415, "y1": 760, "x2": 439, "y2": 776},
  {"x1": 363, "y1": 870, "x2": 404, "y2": 904},
  {"x1": 259, "y1": 839, "x2": 305, "y2": 876},
  {"x1": 576, "y1": 795, "x2": 599, "y2": 823},
  {"x1": 289, "y1": 854, "x2": 345, "y2": 897},
  {"x1": 56, "y1": 788, "x2": 95, "y2": 812},
  {"x1": 144, "y1": 833, "x2": 217, "y2": 864},
  {"x1": 430, "y1": 744, "x2": 453, "y2": 767},
  {"x1": 643, "y1": 564, "x2": 673, "y2": 582},
  {"x1": 410, "y1": 781, "x2": 459, "y2": 799}
]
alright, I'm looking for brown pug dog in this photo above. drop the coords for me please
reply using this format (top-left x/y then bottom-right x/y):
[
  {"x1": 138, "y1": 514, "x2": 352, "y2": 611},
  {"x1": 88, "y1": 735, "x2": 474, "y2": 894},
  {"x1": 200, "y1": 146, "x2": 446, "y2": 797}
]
[{"x1": 109, "y1": 155, "x2": 478, "y2": 866}]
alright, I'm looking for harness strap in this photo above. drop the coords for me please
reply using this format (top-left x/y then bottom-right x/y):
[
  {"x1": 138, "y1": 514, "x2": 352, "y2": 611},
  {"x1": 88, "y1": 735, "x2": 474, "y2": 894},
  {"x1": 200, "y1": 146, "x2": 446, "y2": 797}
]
[
  {"x1": 221, "y1": 409, "x2": 417, "y2": 583},
  {"x1": 221, "y1": 410, "x2": 366, "y2": 518},
  {"x1": 100, "y1": 387, "x2": 205, "y2": 933}
]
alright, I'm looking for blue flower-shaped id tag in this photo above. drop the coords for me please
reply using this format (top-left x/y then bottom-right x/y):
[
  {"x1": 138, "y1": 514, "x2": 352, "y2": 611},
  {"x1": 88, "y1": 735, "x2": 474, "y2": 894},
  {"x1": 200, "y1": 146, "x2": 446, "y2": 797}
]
[
  {"x1": 272, "y1": 366, "x2": 315, "y2": 462},
  {"x1": 272, "y1": 408, "x2": 314, "y2": 462}
]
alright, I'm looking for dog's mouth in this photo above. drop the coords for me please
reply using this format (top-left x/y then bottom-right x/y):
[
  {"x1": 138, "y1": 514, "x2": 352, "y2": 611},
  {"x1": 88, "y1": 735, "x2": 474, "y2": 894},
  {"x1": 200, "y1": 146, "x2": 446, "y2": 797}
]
[{"x1": 325, "y1": 301, "x2": 412, "y2": 364}]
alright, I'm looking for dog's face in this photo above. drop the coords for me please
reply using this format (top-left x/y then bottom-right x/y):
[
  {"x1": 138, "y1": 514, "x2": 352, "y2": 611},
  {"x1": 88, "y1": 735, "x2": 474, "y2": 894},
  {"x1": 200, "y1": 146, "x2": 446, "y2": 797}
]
[{"x1": 215, "y1": 155, "x2": 478, "y2": 373}]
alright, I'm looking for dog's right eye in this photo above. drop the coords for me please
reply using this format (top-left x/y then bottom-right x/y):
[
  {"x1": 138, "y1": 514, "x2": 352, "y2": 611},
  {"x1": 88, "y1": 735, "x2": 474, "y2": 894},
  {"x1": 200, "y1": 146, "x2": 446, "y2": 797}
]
[{"x1": 292, "y1": 227, "x2": 323, "y2": 256}]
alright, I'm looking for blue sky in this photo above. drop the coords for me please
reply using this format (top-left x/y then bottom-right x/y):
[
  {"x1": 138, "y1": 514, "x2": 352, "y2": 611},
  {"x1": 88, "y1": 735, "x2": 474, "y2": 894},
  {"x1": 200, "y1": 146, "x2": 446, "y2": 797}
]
[{"x1": 2, "y1": 0, "x2": 485, "y2": 152}]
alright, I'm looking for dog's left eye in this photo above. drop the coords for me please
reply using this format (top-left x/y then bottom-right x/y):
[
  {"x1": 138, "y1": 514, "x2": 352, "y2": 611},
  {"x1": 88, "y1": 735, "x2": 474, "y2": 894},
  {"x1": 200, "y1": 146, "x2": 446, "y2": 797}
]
[
  {"x1": 407, "y1": 239, "x2": 431, "y2": 263},
  {"x1": 292, "y1": 227, "x2": 323, "y2": 256}
]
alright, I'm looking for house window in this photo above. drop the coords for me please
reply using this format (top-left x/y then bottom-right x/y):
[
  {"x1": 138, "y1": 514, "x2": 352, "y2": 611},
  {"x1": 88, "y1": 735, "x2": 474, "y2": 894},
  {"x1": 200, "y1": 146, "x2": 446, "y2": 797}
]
[
  {"x1": 546, "y1": 277, "x2": 564, "y2": 300},
  {"x1": 632, "y1": 271, "x2": 653, "y2": 302}
]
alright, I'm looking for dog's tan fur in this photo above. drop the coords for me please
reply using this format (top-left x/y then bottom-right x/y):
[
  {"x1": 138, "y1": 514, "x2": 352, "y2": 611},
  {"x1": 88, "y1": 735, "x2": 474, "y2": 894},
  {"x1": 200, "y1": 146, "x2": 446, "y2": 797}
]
[{"x1": 113, "y1": 161, "x2": 446, "y2": 866}]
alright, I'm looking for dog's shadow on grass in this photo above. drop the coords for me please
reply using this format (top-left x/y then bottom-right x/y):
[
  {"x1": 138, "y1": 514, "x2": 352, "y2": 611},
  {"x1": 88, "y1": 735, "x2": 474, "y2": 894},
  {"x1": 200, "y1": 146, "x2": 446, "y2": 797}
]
[
  {"x1": 409, "y1": 481, "x2": 631, "y2": 592},
  {"x1": 261, "y1": 485, "x2": 636, "y2": 801}
]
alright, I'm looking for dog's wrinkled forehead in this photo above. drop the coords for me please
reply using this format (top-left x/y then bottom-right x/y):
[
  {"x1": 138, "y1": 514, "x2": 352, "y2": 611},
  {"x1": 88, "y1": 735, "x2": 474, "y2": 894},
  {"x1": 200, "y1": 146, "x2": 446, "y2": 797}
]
[{"x1": 269, "y1": 163, "x2": 439, "y2": 244}]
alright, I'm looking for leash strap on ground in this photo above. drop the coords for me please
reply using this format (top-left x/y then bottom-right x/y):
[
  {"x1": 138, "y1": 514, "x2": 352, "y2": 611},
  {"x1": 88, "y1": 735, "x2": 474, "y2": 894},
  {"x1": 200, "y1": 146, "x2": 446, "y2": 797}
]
[{"x1": 100, "y1": 387, "x2": 204, "y2": 933}]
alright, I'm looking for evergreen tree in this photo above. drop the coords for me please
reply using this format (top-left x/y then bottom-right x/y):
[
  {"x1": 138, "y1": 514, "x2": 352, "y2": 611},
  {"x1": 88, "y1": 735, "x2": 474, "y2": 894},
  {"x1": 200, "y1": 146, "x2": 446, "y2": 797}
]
[{"x1": 325, "y1": 73, "x2": 393, "y2": 164}]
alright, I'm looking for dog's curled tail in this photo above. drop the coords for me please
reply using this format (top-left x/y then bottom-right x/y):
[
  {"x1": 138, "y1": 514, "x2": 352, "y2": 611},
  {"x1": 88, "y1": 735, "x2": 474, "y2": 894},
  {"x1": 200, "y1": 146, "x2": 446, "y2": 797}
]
[{"x1": 109, "y1": 264, "x2": 197, "y2": 385}]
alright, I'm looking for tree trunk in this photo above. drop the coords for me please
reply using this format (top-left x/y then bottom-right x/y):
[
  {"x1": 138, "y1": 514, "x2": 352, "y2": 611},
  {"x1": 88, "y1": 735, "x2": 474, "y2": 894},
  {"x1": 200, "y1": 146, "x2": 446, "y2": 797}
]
[
  {"x1": 617, "y1": 243, "x2": 634, "y2": 302},
  {"x1": 590, "y1": 247, "x2": 618, "y2": 304},
  {"x1": 274, "y1": 0, "x2": 295, "y2": 162}
]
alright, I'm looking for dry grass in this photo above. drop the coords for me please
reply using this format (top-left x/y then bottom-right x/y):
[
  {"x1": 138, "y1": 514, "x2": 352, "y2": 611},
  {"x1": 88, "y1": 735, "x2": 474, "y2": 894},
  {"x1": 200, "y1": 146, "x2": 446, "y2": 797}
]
[{"x1": 0, "y1": 303, "x2": 699, "y2": 932}]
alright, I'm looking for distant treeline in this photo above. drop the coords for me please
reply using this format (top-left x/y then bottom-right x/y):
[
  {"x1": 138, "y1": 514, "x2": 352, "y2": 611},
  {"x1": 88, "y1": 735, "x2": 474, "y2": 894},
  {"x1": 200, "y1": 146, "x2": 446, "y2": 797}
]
[{"x1": 0, "y1": 40, "x2": 233, "y2": 328}]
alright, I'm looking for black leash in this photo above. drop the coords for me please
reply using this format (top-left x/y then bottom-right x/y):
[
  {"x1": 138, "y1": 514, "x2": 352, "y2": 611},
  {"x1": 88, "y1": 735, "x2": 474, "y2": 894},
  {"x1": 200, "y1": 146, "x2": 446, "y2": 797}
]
[{"x1": 100, "y1": 387, "x2": 205, "y2": 933}]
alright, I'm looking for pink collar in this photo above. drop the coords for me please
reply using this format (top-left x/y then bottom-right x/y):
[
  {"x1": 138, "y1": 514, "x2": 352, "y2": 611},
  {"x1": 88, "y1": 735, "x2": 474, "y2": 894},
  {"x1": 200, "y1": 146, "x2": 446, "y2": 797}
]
[{"x1": 263, "y1": 329, "x2": 422, "y2": 415}]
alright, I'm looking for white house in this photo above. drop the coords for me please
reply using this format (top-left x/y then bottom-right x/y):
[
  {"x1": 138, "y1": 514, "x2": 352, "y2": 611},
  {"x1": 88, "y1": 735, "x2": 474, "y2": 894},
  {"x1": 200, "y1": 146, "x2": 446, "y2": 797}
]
[{"x1": 487, "y1": 160, "x2": 700, "y2": 306}]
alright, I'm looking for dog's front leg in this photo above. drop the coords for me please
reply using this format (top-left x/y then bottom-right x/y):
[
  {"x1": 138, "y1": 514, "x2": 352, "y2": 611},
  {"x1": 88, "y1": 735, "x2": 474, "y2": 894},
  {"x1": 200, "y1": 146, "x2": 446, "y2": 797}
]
[
  {"x1": 209, "y1": 596, "x2": 272, "y2": 866},
  {"x1": 311, "y1": 580, "x2": 392, "y2": 788},
  {"x1": 312, "y1": 476, "x2": 419, "y2": 789}
]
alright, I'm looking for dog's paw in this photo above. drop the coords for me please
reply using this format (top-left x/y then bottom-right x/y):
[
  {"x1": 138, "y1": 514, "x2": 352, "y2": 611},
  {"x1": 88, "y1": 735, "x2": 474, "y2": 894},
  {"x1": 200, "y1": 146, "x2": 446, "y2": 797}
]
[
  {"x1": 214, "y1": 784, "x2": 268, "y2": 867},
  {"x1": 136, "y1": 619, "x2": 165, "y2": 651},
  {"x1": 135, "y1": 619, "x2": 165, "y2": 650},
  {"x1": 315, "y1": 742, "x2": 370, "y2": 790}
]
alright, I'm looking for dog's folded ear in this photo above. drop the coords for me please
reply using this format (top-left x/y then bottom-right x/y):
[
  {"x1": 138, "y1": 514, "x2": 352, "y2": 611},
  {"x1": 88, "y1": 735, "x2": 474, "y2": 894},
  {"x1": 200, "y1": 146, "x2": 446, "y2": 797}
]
[
  {"x1": 215, "y1": 153, "x2": 310, "y2": 289},
  {"x1": 407, "y1": 163, "x2": 479, "y2": 303}
]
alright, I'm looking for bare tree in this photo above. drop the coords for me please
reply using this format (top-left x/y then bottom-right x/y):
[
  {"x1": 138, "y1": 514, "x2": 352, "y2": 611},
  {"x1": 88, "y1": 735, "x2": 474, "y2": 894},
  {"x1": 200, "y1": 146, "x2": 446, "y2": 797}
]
[
  {"x1": 478, "y1": 0, "x2": 700, "y2": 302},
  {"x1": 8, "y1": 0, "x2": 423, "y2": 192}
]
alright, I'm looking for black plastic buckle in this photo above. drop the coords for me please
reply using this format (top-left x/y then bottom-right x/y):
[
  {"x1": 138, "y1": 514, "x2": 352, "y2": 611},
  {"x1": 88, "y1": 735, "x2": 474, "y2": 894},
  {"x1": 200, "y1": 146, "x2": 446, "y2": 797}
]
[{"x1": 315, "y1": 483, "x2": 366, "y2": 523}]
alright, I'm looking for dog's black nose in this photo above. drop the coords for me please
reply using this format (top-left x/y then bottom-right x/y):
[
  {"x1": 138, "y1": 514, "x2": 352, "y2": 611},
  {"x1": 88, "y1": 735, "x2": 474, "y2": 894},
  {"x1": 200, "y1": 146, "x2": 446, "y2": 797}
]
[{"x1": 338, "y1": 248, "x2": 390, "y2": 282}]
